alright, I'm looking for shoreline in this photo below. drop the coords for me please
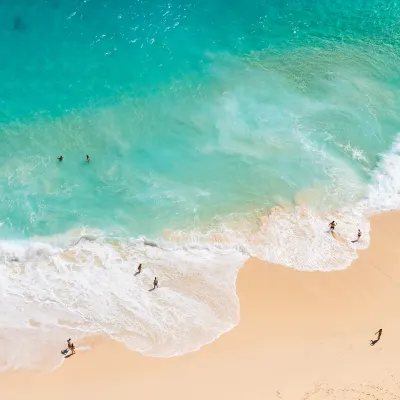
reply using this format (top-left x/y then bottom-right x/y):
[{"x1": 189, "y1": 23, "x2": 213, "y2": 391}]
[{"x1": 2, "y1": 211, "x2": 400, "y2": 399}]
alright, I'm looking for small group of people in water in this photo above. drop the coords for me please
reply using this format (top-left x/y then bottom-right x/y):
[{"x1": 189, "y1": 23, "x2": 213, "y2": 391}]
[
  {"x1": 57, "y1": 155, "x2": 90, "y2": 162},
  {"x1": 136, "y1": 263, "x2": 158, "y2": 289},
  {"x1": 329, "y1": 220, "x2": 362, "y2": 242}
]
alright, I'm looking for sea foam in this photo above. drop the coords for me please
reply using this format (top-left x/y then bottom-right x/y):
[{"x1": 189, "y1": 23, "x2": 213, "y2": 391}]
[
  {"x1": 0, "y1": 233, "x2": 246, "y2": 371},
  {"x1": 0, "y1": 136, "x2": 399, "y2": 371}
]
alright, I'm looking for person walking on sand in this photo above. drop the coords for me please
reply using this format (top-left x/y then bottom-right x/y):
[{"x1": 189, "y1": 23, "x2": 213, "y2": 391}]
[
  {"x1": 370, "y1": 328, "x2": 383, "y2": 346},
  {"x1": 57, "y1": 155, "x2": 63, "y2": 161},
  {"x1": 329, "y1": 221, "x2": 337, "y2": 232},
  {"x1": 137, "y1": 263, "x2": 142, "y2": 274},
  {"x1": 67, "y1": 338, "x2": 76, "y2": 355},
  {"x1": 86, "y1": 154, "x2": 90, "y2": 162},
  {"x1": 153, "y1": 277, "x2": 158, "y2": 289}
]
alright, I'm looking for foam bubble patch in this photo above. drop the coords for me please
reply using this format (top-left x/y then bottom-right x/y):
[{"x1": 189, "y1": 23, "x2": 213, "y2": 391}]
[{"x1": 0, "y1": 236, "x2": 246, "y2": 371}]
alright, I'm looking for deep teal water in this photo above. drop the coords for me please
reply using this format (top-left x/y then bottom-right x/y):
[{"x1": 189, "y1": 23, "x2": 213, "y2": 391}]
[{"x1": 0, "y1": 0, "x2": 399, "y2": 239}]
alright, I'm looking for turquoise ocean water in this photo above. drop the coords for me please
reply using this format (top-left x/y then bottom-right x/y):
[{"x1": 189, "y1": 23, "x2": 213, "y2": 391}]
[{"x1": 1, "y1": 0, "x2": 400, "y2": 370}]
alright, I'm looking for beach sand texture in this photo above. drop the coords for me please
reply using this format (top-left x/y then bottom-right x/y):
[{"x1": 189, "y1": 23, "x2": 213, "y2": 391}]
[{"x1": 2, "y1": 211, "x2": 400, "y2": 399}]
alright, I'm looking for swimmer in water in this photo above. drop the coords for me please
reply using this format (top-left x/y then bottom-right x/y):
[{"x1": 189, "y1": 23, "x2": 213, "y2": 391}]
[
  {"x1": 153, "y1": 277, "x2": 158, "y2": 289},
  {"x1": 329, "y1": 221, "x2": 336, "y2": 232},
  {"x1": 86, "y1": 155, "x2": 90, "y2": 162},
  {"x1": 57, "y1": 156, "x2": 63, "y2": 161}
]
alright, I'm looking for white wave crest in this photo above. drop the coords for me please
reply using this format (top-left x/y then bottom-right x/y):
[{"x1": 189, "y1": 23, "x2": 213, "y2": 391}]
[
  {"x1": 1, "y1": 135, "x2": 400, "y2": 371},
  {"x1": 0, "y1": 235, "x2": 246, "y2": 371}
]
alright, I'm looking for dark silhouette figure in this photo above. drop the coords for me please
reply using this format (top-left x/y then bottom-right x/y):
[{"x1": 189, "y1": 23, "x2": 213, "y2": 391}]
[
  {"x1": 352, "y1": 229, "x2": 362, "y2": 243},
  {"x1": 86, "y1": 155, "x2": 90, "y2": 162},
  {"x1": 57, "y1": 156, "x2": 63, "y2": 161},
  {"x1": 370, "y1": 329, "x2": 382, "y2": 346},
  {"x1": 329, "y1": 221, "x2": 336, "y2": 232},
  {"x1": 134, "y1": 264, "x2": 142, "y2": 276},
  {"x1": 153, "y1": 277, "x2": 158, "y2": 290}
]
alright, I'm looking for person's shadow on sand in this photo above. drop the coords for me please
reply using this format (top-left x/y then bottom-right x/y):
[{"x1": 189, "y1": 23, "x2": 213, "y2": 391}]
[
  {"x1": 61, "y1": 348, "x2": 74, "y2": 358},
  {"x1": 370, "y1": 329, "x2": 383, "y2": 346}
]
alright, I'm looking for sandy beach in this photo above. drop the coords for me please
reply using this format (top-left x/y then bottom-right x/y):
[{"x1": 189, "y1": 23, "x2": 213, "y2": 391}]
[{"x1": 2, "y1": 211, "x2": 400, "y2": 399}]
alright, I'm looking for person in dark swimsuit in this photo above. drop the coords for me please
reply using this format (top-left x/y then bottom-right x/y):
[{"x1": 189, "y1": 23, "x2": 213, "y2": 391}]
[
  {"x1": 57, "y1": 156, "x2": 63, "y2": 161},
  {"x1": 370, "y1": 329, "x2": 383, "y2": 346},
  {"x1": 357, "y1": 229, "x2": 362, "y2": 241},
  {"x1": 86, "y1": 155, "x2": 90, "y2": 162},
  {"x1": 329, "y1": 221, "x2": 336, "y2": 232},
  {"x1": 137, "y1": 264, "x2": 142, "y2": 274},
  {"x1": 153, "y1": 277, "x2": 158, "y2": 289}
]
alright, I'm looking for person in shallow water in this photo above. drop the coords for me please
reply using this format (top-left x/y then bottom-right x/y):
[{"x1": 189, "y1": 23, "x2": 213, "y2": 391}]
[
  {"x1": 329, "y1": 221, "x2": 336, "y2": 232},
  {"x1": 86, "y1": 154, "x2": 90, "y2": 162},
  {"x1": 67, "y1": 338, "x2": 76, "y2": 355},
  {"x1": 137, "y1": 264, "x2": 142, "y2": 274},
  {"x1": 57, "y1": 155, "x2": 63, "y2": 161},
  {"x1": 357, "y1": 229, "x2": 362, "y2": 241},
  {"x1": 153, "y1": 277, "x2": 158, "y2": 289}
]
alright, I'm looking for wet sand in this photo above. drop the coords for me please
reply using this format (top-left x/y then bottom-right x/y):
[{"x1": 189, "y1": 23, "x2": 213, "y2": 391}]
[{"x1": 2, "y1": 211, "x2": 400, "y2": 399}]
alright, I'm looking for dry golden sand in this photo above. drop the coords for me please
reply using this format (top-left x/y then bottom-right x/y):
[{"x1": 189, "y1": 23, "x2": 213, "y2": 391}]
[{"x1": 2, "y1": 212, "x2": 400, "y2": 399}]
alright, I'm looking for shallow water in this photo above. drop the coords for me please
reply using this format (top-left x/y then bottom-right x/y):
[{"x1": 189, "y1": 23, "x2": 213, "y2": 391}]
[{"x1": 0, "y1": 0, "x2": 399, "y2": 370}]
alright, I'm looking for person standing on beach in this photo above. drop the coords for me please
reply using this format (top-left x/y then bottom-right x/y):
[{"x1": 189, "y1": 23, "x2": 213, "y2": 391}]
[
  {"x1": 352, "y1": 229, "x2": 362, "y2": 243},
  {"x1": 137, "y1": 264, "x2": 142, "y2": 274},
  {"x1": 153, "y1": 277, "x2": 158, "y2": 289},
  {"x1": 67, "y1": 338, "x2": 76, "y2": 355},
  {"x1": 329, "y1": 221, "x2": 336, "y2": 232}
]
